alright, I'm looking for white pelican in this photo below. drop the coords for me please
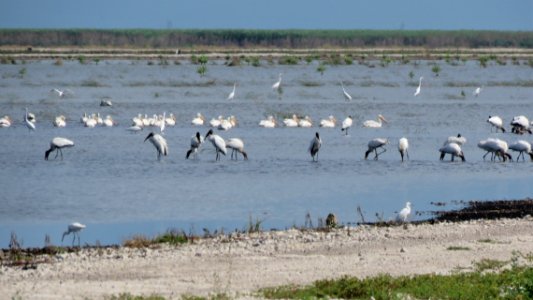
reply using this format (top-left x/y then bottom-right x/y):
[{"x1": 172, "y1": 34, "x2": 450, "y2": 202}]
[
  {"x1": 365, "y1": 138, "x2": 388, "y2": 160},
  {"x1": 478, "y1": 138, "x2": 512, "y2": 162},
  {"x1": 487, "y1": 116, "x2": 505, "y2": 133},
  {"x1": 473, "y1": 86, "x2": 482, "y2": 97},
  {"x1": 103, "y1": 115, "x2": 115, "y2": 127},
  {"x1": 444, "y1": 134, "x2": 466, "y2": 146},
  {"x1": 272, "y1": 73, "x2": 282, "y2": 91},
  {"x1": 363, "y1": 114, "x2": 387, "y2": 128},
  {"x1": 309, "y1": 132, "x2": 321, "y2": 162},
  {"x1": 439, "y1": 142, "x2": 465, "y2": 162},
  {"x1": 144, "y1": 132, "x2": 168, "y2": 161},
  {"x1": 80, "y1": 112, "x2": 89, "y2": 124},
  {"x1": 398, "y1": 137, "x2": 409, "y2": 162},
  {"x1": 298, "y1": 116, "x2": 313, "y2": 128},
  {"x1": 414, "y1": 76, "x2": 423, "y2": 96},
  {"x1": 186, "y1": 132, "x2": 204, "y2": 159},
  {"x1": 0, "y1": 115, "x2": 12, "y2": 128},
  {"x1": 165, "y1": 113, "x2": 176, "y2": 126},
  {"x1": 62, "y1": 222, "x2": 85, "y2": 246},
  {"x1": 209, "y1": 115, "x2": 223, "y2": 128},
  {"x1": 132, "y1": 114, "x2": 143, "y2": 127},
  {"x1": 84, "y1": 117, "x2": 97, "y2": 128},
  {"x1": 509, "y1": 140, "x2": 533, "y2": 161},
  {"x1": 191, "y1": 113, "x2": 205, "y2": 126},
  {"x1": 218, "y1": 116, "x2": 234, "y2": 131},
  {"x1": 205, "y1": 129, "x2": 227, "y2": 161},
  {"x1": 396, "y1": 202, "x2": 411, "y2": 223},
  {"x1": 53, "y1": 115, "x2": 67, "y2": 127},
  {"x1": 226, "y1": 138, "x2": 248, "y2": 160},
  {"x1": 319, "y1": 115, "x2": 336, "y2": 128},
  {"x1": 127, "y1": 125, "x2": 143, "y2": 132},
  {"x1": 341, "y1": 116, "x2": 353, "y2": 135},
  {"x1": 283, "y1": 114, "x2": 299, "y2": 127},
  {"x1": 259, "y1": 115, "x2": 276, "y2": 128},
  {"x1": 340, "y1": 81, "x2": 352, "y2": 101},
  {"x1": 45, "y1": 137, "x2": 74, "y2": 160},
  {"x1": 510, "y1": 115, "x2": 532, "y2": 134},
  {"x1": 24, "y1": 108, "x2": 35, "y2": 131},
  {"x1": 95, "y1": 113, "x2": 103, "y2": 126},
  {"x1": 227, "y1": 82, "x2": 236, "y2": 100}
]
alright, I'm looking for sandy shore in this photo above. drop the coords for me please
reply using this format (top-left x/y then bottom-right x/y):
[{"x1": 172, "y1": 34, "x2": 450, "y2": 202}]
[{"x1": 1, "y1": 217, "x2": 532, "y2": 299}]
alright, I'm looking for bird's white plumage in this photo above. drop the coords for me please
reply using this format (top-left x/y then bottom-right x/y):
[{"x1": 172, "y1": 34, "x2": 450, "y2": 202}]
[
  {"x1": 444, "y1": 134, "x2": 467, "y2": 146},
  {"x1": 0, "y1": 115, "x2": 11, "y2": 128},
  {"x1": 319, "y1": 115, "x2": 336, "y2": 128},
  {"x1": 227, "y1": 83, "x2": 236, "y2": 100},
  {"x1": 206, "y1": 129, "x2": 227, "y2": 160},
  {"x1": 473, "y1": 86, "x2": 482, "y2": 97},
  {"x1": 283, "y1": 115, "x2": 299, "y2": 127},
  {"x1": 298, "y1": 116, "x2": 313, "y2": 128},
  {"x1": 272, "y1": 73, "x2": 282, "y2": 90},
  {"x1": 144, "y1": 132, "x2": 168, "y2": 160},
  {"x1": 509, "y1": 140, "x2": 533, "y2": 161},
  {"x1": 191, "y1": 113, "x2": 205, "y2": 126},
  {"x1": 341, "y1": 116, "x2": 353, "y2": 135},
  {"x1": 398, "y1": 137, "x2": 409, "y2": 161},
  {"x1": 62, "y1": 222, "x2": 86, "y2": 246},
  {"x1": 24, "y1": 108, "x2": 35, "y2": 131},
  {"x1": 414, "y1": 76, "x2": 423, "y2": 96},
  {"x1": 259, "y1": 115, "x2": 276, "y2": 128},
  {"x1": 487, "y1": 116, "x2": 505, "y2": 133},
  {"x1": 309, "y1": 132, "x2": 322, "y2": 161},
  {"x1": 397, "y1": 202, "x2": 411, "y2": 222},
  {"x1": 363, "y1": 114, "x2": 387, "y2": 128},
  {"x1": 226, "y1": 138, "x2": 248, "y2": 160},
  {"x1": 439, "y1": 142, "x2": 465, "y2": 161},
  {"x1": 340, "y1": 81, "x2": 352, "y2": 101}
]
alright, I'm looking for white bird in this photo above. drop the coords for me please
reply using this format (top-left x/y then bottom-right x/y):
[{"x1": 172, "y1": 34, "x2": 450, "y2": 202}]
[
  {"x1": 487, "y1": 116, "x2": 505, "y2": 133},
  {"x1": 298, "y1": 116, "x2": 313, "y2": 128},
  {"x1": 100, "y1": 99, "x2": 113, "y2": 107},
  {"x1": 283, "y1": 114, "x2": 299, "y2": 127},
  {"x1": 227, "y1": 83, "x2": 236, "y2": 100},
  {"x1": 319, "y1": 115, "x2": 336, "y2": 128},
  {"x1": 165, "y1": 113, "x2": 176, "y2": 126},
  {"x1": 259, "y1": 115, "x2": 276, "y2": 128},
  {"x1": 0, "y1": 115, "x2": 12, "y2": 128},
  {"x1": 209, "y1": 115, "x2": 223, "y2": 128},
  {"x1": 444, "y1": 134, "x2": 467, "y2": 146},
  {"x1": 439, "y1": 142, "x2": 465, "y2": 162},
  {"x1": 186, "y1": 132, "x2": 204, "y2": 159},
  {"x1": 340, "y1": 81, "x2": 352, "y2": 101},
  {"x1": 272, "y1": 73, "x2": 282, "y2": 91},
  {"x1": 144, "y1": 132, "x2": 168, "y2": 161},
  {"x1": 53, "y1": 115, "x2": 67, "y2": 127},
  {"x1": 510, "y1": 115, "x2": 532, "y2": 134},
  {"x1": 363, "y1": 114, "x2": 387, "y2": 128},
  {"x1": 414, "y1": 76, "x2": 423, "y2": 96},
  {"x1": 45, "y1": 137, "x2": 74, "y2": 160},
  {"x1": 160, "y1": 112, "x2": 166, "y2": 133},
  {"x1": 62, "y1": 222, "x2": 86, "y2": 246},
  {"x1": 398, "y1": 137, "x2": 409, "y2": 162},
  {"x1": 396, "y1": 202, "x2": 411, "y2": 223},
  {"x1": 473, "y1": 86, "x2": 482, "y2": 97},
  {"x1": 365, "y1": 138, "x2": 388, "y2": 160},
  {"x1": 226, "y1": 138, "x2": 248, "y2": 160},
  {"x1": 478, "y1": 138, "x2": 512, "y2": 162},
  {"x1": 127, "y1": 125, "x2": 143, "y2": 132},
  {"x1": 508, "y1": 140, "x2": 533, "y2": 161},
  {"x1": 51, "y1": 88, "x2": 73, "y2": 98},
  {"x1": 27, "y1": 112, "x2": 36, "y2": 123},
  {"x1": 103, "y1": 115, "x2": 115, "y2": 127},
  {"x1": 191, "y1": 113, "x2": 205, "y2": 126},
  {"x1": 341, "y1": 116, "x2": 353, "y2": 135},
  {"x1": 309, "y1": 132, "x2": 322, "y2": 162},
  {"x1": 205, "y1": 129, "x2": 227, "y2": 161},
  {"x1": 218, "y1": 116, "x2": 235, "y2": 131},
  {"x1": 24, "y1": 108, "x2": 35, "y2": 131}
]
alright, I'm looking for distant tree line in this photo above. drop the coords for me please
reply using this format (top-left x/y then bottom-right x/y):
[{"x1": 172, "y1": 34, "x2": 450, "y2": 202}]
[{"x1": 0, "y1": 29, "x2": 532, "y2": 48}]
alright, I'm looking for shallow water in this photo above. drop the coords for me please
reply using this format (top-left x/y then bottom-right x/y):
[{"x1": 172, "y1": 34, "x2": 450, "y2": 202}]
[{"x1": 0, "y1": 59, "x2": 532, "y2": 247}]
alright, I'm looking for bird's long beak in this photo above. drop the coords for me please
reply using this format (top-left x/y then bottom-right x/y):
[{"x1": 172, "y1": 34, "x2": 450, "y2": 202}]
[{"x1": 381, "y1": 116, "x2": 388, "y2": 123}]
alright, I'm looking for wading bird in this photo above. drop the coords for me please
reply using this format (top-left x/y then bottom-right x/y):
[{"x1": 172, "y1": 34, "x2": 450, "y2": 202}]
[
  {"x1": 186, "y1": 132, "x2": 204, "y2": 159},
  {"x1": 487, "y1": 116, "x2": 505, "y2": 133},
  {"x1": 205, "y1": 129, "x2": 227, "y2": 161},
  {"x1": 439, "y1": 142, "x2": 465, "y2": 162},
  {"x1": 509, "y1": 140, "x2": 533, "y2": 161},
  {"x1": 227, "y1": 83, "x2": 236, "y2": 100},
  {"x1": 477, "y1": 138, "x2": 512, "y2": 162},
  {"x1": 444, "y1": 134, "x2": 466, "y2": 146},
  {"x1": 51, "y1": 88, "x2": 73, "y2": 98},
  {"x1": 309, "y1": 132, "x2": 322, "y2": 162},
  {"x1": 226, "y1": 138, "x2": 248, "y2": 160},
  {"x1": 144, "y1": 132, "x2": 168, "y2": 161},
  {"x1": 363, "y1": 114, "x2": 387, "y2": 128},
  {"x1": 510, "y1": 115, "x2": 532, "y2": 134},
  {"x1": 396, "y1": 202, "x2": 411, "y2": 223},
  {"x1": 24, "y1": 108, "x2": 35, "y2": 131},
  {"x1": 365, "y1": 138, "x2": 388, "y2": 160},
  {"x1": 62, "y1": 222, "x2": 86, "y2": 246},
  {"x1": 341, "y1": 116, "x2": 353, "y2": 136},
  {"x1": 340, "y1": 81, "x2": 352, "y2": 101},
  {"x1": 398, "y1": 137, "x2": 409, "y2": 162},
  {"x1": 272, "y1": 73, "x2": 282, "y2": 91},
  {"x1": 473, "y1": 86, "x2": 482, "y2": 97},
  {"x1": 45, "y1": 137, "x2": 74, "y2": 160},
  {"x1": 414, "y1": 76, "x2": 423, "y2": 96}
]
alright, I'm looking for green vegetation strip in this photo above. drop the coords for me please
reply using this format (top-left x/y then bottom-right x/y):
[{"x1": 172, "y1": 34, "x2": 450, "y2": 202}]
[{"x1": 260, "y1": 267, "x2": 533, "y2": 299}]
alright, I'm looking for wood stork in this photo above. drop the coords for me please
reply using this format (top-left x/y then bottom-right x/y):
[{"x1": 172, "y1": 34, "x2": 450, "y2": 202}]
[
  {"x1": 186, "y1": 132, "x2": 204, "y2": 159},
  {"x1": 341, "y1": 116, "x2": 353, "y2": 136},
  {"x1": 309, "y1": 132, "x2": 322, "y2": 162},
  {"x1": 414, "y1": 76, "x2": 423, "y2": 96},
  {"x1": 439, "y1": 142, "x2": 465, "y2": 162},
  {"x1": 259, "y1": 115, "x2": 276, "y2": 128},
  {"x1": 144, "y1": 132, "x2": 168, "y2": 161},
  {"x1": 283, "y1": 114, "x2": 299, "y2": 127},
  {"x1": 24, "y1": 108, "x2": 35, "y2": 131},
  {"x1": 319, "y1": 115, "x2": 336, "y2": 128},
  {"x1": 444, "y1": 134, "x2": 467, "y2": 146},
  {"x1": 398, "y1": 137, "x2": 409, "y2": 162},
  {"x1": 340, "y1": 81, "x2": 352, "y2": 101},
  {"x1": 396, "y1": 202, "x2": 411, "y2": 223},
  {"x1": 0, "y1": 115, "x2": 12, "y2": 128},
  {"x1": 226, "y1": 138, "x2": 248, "y2": 160},
  {"x1": 191, "y1": 113, "x2": 205, "y2": 126},
  {"x1": 477, "y1": 138, "x2": 512, "y2": 162},
  {"x1": 45, "y1": 137, "x2": 74, "y2": 160},
  {"x1": 227, "y1": 83, "x2": 236, "y2": 100},
  {"x1": 363, "y1": 114, "x2": 387, "y2": 128},
  {"x1": 205, "y1": 129, "x2": 227, "y2": 161},
  {"x1": 508, "y1": 140, "x2": 532, "y2": 161},
  {"x1": 473, "y1": 86, "x2": 482, "y2": 97},
  {"x1": 272, "y1": 73, "x2": 282, "y2": 91},
  {"x1": 487, "y1": 116, "x2": 505, "y2": 133},
  {"x1": 510, "y1": 115, "x2": 532, "y2": 134},
  {"x1": 62, "y1": 222, "x2": 86, "y2": 246},
  {"x1": 365, "y1": 138, "x2": 388, "y2": 160}
]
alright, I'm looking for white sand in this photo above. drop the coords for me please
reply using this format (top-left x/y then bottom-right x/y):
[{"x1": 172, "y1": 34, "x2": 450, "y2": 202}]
[{"x1": 1, "y1": 217, "x2": 532, "y2": 299}]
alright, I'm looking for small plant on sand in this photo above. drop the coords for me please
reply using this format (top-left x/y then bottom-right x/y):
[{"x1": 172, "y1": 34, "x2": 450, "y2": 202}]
[
  {"x1": 478, "y1": 56, "x2": 489, "y2": 68},
  {"x1": 447, "y1": 246, "x2": 471, "y2": 251},
  {"x1": 18, "y1": 67, "x2": 26, "y2": 78},
  {"x1": 77, "y1": 55, "x2": 86, "y2": 64},
  {"x1": 278, "y1": 55, "x2": 299, "y2": 65},
  {"x1": 197, "y1": 64, "x2": 207, "y2": 77},
  {"x1": 408, "y1": 70, "x2": 415, "y2": 79},
  {"x1": 153, "y1": 229, "x2": 188, "y2": 245},
  {"x1": 316, "y1": 63, "x2": 326, "y2": 75},
  {"x1": 432, "y1": 64, "x2": 441, "y2": 76},
  {"x1": 474, "y1": 258, "x2": 507, "y2": 272},
  {"x1": 123, "y1": 235, "x2": 152, "y2": 248}
]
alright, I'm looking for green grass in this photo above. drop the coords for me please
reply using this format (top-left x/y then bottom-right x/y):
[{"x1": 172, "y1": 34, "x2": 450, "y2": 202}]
[
  {"x1": 260, "y1": 266, "x2": 533, "y2": 299},
  {"x1": 447, "y1": 246, "x2": 471, "y2": 251},
  {"x1": 106, "y1": 293, "x2": 166, "y2": 300}
]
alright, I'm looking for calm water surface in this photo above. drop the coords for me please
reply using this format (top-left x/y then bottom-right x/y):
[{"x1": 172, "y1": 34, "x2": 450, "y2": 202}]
[{"x1": 0, "y1": 59, "x2": 532, "y2": 247}]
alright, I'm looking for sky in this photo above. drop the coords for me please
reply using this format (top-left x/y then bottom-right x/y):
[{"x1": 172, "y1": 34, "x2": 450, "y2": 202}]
[{"x1": 1, "y1": 0, "x2": 532, "y2": 30}]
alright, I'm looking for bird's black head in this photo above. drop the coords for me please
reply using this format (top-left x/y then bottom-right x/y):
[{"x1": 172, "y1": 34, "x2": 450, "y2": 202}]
[
  {"x1": 457, "y1": 134, "x2": 462, "y2": 138},
  {"x1": 315, "y1": 132, "x2": 320, "y2": 138},
  {"x1": 196, "y1": 132, "x2": 201, "y2": 140},
  {"x1": 205, "y1": 129, "x2": 213, "y2": 138},
  {"x1": 144, "y1": 132, "x2": 154, "y2": 142}
]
